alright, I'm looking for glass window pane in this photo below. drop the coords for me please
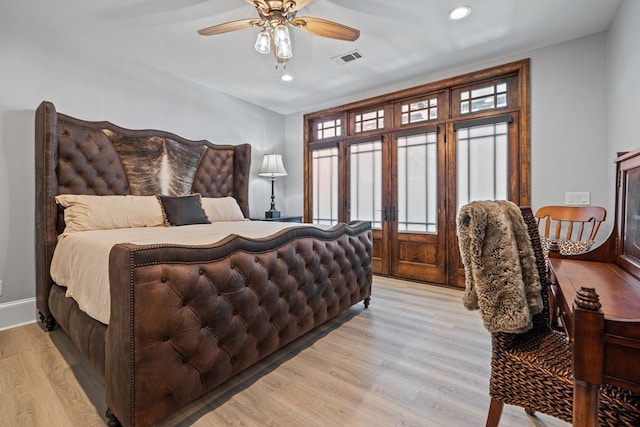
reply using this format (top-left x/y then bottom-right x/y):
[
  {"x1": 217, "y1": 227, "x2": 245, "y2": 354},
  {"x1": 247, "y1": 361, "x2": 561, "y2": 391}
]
[
  {"x1": 397, "y1": 131, "x2": 438, "y2": 233},
  {"x1": 363, "y1": 121, "x2": 377, "y2": 131},
  {"x1": 497, "y1": 93, "x2": 507, "y2": 108},
  {"x1": 471, "y1": 97, "x2": 493, "y2": 112},
  {"x1": 472, "y1": 86, "x2": 495, "y2": 98},
  {"x1": 312, "y1": 147, "x2": 339, "y2": 225},
  {"x1": 350, "y1": 140, "x2": 382, "y2": 229},
  {"x1": 457, "y1": 121, "x2": 509, "y2": 210}
]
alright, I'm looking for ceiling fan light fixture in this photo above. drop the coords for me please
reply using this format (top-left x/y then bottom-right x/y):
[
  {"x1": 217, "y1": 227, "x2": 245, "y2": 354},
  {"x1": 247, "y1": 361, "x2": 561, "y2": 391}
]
[
  {"x1": 276, "y1": 43, "x2": 293, "y2": 59},
  {"x1": 448, "y1": 5, "x2": 472, "y2": 20},
  {"x1": 273, "y1": 24, "x2": 291, "y2": 47},
  {"x1": 198, "y1": 0, "x2": 360, "y2": 68},
  {"x1": 255, "y1": 29, "x2": 271, "y2": 54}
]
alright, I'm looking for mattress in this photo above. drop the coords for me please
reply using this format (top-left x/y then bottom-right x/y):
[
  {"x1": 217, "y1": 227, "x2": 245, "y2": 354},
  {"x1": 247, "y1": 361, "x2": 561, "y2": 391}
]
[{"x1": 50, "y1": 221, "x2": 318, "y2": 324}]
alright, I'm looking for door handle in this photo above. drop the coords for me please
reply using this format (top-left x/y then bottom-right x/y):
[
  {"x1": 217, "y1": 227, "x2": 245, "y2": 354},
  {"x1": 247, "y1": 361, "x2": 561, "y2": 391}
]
[
  {"x1": 391, "y1": 206, "x2": 397, "y2": 222},
  {"x1": 377, "y1": 207, "x2": 388, "y2": 221}
]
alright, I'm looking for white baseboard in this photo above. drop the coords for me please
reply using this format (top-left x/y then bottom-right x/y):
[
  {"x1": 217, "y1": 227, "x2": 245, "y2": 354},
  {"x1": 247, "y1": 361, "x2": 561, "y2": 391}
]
[{"x1": 0, "y1": 297, "x2": 37, "y2": 331}]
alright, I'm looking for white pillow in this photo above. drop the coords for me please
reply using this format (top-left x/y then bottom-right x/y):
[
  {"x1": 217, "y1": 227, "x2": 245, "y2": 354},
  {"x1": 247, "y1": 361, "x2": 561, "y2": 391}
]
[
  {"x1": 201, "y1": 197, "x2": 246, "y2": 222},
  {"x1": 55, "y1": 194, "x2": 165, "y2": 233}
]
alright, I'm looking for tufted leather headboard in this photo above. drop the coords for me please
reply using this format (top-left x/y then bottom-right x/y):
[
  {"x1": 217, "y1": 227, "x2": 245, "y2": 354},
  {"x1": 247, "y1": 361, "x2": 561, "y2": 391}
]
[{"x1": 35, "y1": 100, "x2": 251, "y2": 322}]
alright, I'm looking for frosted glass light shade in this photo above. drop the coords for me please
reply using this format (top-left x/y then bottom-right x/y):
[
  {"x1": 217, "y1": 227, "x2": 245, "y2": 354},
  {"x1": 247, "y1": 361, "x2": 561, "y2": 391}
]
[
  {"x1": 273, "y1": 24, "x2": 291, "y2": 47},
  {"x1": 276, "y1": 43, "x2": 293, "y2": 59},
  {"x1": 255, "y1": 29, "x2": 271, "y2": 54}
]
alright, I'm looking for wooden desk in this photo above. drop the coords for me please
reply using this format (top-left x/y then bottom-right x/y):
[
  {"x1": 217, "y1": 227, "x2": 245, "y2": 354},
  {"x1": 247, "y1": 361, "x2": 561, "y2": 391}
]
[{"x1": 549, "y1": 258, "x2": 640, "y2": 426}]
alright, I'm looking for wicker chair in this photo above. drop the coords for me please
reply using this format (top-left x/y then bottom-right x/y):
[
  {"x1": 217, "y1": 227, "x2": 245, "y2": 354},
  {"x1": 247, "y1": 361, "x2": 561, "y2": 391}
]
[{"x1": 474, "y1": 206, "x2": 640, "y2": 426}]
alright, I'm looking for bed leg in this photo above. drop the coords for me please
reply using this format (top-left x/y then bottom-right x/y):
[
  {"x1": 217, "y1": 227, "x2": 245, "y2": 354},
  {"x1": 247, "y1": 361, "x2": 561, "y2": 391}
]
[
  {"x1": 106, "y1": 408, "x2": 121, "y2": 427},
  {"x1": 364, "y1": 297, "x2": 371, "y2": 308},
  {"x1": 38, "y1": 312, "x2": 56, "y2": 331}
]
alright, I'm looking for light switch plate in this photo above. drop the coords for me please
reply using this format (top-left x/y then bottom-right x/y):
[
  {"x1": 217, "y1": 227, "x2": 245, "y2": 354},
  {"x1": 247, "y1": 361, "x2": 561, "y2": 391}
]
[{"x1": 565, "y1": 191, "x2": 591, "y2": 205}]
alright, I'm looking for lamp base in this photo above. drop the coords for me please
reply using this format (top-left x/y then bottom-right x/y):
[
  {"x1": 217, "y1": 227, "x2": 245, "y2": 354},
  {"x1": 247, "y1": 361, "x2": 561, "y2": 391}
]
[{"x1": 265, "y1": 210, "x2": 281, "y2": 219}]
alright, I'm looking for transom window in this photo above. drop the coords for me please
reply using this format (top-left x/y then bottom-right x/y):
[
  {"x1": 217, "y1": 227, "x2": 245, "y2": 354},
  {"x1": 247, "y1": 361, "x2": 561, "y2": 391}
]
[
  {"x1": 400, "y1": 98, "x2": 438, "y2": 124},
  {"x1": 316, "y1": 118, "x2": 342, "y2": 140},
  {"x1": 461, "y1": 83, "x2": 507, "y2": 114},
  {"x1": 355, "y1": 109, "x2": 384, "y2": 133}
]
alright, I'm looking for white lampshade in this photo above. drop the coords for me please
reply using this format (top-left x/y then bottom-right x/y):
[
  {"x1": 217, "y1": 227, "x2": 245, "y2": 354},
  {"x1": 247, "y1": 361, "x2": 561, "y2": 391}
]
[{"x1": 258, "y1": 154, "x2": 288, "y2": 177}]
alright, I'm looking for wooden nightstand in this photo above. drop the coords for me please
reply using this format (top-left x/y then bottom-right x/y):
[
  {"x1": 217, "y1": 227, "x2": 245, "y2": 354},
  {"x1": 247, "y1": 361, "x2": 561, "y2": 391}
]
[{"x1": 251, "y1": 216, "x2": 303, "y2": 223}]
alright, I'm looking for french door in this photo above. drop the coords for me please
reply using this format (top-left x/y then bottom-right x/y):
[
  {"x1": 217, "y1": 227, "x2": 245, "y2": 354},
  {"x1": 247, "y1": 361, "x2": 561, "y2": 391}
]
[{"x1": 346, "y1": 128, "x2": 446, "y2": 283}]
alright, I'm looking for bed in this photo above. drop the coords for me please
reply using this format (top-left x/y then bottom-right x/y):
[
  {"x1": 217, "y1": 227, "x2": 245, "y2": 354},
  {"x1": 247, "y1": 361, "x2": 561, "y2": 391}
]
[{"x1": 34, "y1": 101, "x2": 373, "y2": 427}]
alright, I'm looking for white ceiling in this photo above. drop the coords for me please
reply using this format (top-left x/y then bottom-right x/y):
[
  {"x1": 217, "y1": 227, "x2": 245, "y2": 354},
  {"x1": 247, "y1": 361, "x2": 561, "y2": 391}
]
[{"x1": 4, "y1": 0, "x2": 621, "y2": 115}]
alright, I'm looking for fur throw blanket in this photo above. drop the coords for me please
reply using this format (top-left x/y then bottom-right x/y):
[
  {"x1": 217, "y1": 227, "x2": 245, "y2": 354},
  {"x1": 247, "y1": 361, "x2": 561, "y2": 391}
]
[{"x1": 457, "y1": 200, "x2": 543, "y2": 333}]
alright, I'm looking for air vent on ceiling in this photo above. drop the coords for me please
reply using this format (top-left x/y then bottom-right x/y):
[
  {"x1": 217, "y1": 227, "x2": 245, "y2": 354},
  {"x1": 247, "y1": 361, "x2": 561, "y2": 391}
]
[{"x1": 333, "y1": 49, "x2": 364, "y2": 65}]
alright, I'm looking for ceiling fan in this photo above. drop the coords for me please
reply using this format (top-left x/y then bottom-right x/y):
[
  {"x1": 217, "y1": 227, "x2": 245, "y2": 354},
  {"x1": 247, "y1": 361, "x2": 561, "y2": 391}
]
[{"x1": 197, "y1": 0, "x2": 360, "y2": 63}]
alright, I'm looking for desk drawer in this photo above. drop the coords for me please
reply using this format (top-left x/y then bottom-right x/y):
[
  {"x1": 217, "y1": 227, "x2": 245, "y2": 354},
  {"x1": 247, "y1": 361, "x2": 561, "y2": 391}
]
[
  {"x1": 552, "y1": 280, "x2": 574, "y2": 341},
  {"x1": 559, "y1": 296, "x2": 573, "y2": 340}
]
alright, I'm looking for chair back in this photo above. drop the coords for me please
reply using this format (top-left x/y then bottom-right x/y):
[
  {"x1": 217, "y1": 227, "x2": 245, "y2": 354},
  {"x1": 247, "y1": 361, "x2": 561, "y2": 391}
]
[
  {"x1": 535, "y1": 205, "x2": 606, "y2": 242},
  {"x1": 517, "y1": 207, "x2": 551, "y2": 334}
]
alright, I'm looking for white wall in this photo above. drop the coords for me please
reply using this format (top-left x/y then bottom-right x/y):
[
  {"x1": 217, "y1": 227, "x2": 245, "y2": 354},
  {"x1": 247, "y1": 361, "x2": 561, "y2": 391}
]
[
  {"x1": 529, "y1": 34, "x2": 609, "y2": 214},
  {"x1": 284, "y1": 33, "x2": 613, "y2": 239},
  {"x1": 0, "y1": 13, "x2": 285, "y2": 319},
  {"x1": 607, "y1": 0, "x2": 640, "y2": 209}
]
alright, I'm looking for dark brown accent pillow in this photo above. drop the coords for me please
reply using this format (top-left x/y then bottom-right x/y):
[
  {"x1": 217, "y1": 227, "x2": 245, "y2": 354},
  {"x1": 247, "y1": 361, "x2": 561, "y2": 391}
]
[{"x1": 157, "y1": 194, "x2": 209, "y2": 226}]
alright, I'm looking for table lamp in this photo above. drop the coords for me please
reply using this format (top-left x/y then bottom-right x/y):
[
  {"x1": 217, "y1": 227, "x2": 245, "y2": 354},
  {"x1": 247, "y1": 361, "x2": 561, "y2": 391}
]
[{"x1": 258, "y1": 153, "x2": 288, "y2": 218}]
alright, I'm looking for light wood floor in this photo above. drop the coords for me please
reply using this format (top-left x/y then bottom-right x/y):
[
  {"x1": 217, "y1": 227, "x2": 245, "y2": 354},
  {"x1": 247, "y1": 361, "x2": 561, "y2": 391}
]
[{"x1": 0, "y1": 276, "x2": 570, "y2": 427}]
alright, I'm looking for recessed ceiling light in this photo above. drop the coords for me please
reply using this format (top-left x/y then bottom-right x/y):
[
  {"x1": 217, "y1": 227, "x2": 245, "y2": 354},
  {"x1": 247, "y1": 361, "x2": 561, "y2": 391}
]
[
  {"x1": 448, "y1": 5, "x2": 472, "y2": 20},
  {"x1": 281, "y1": 74, "x2": 293, "y2": 82}
]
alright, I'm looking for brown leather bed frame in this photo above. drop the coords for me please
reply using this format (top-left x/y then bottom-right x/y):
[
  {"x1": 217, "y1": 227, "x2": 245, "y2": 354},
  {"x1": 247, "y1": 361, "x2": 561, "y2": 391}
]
[{"x1": 34, "y1": 101, "x2": 373, "y2": 426}]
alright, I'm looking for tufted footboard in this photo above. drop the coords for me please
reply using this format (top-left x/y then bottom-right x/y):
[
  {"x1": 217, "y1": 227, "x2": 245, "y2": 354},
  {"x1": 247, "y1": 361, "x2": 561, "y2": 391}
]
[{"x1": 106, "y1": 222, "x2": 373, "y2": 427}]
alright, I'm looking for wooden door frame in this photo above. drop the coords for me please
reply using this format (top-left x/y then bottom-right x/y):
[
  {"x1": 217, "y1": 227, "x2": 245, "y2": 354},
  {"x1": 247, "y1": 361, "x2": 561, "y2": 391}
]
[{"x1": 303, "y1": 59, "x2": 531, "y2": 288}]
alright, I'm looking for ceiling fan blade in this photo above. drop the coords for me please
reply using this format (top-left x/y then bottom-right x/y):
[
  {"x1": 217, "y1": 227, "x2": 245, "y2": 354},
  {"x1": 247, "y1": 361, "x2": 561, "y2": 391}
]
[
  {"x1": 197, "y1": 18, "x2": 259, "y2": 36},
  {"x1": 291, "y1": 17, "x2": 360, "y2": 41},
  {"x1": 283, "y1": 0, "x2": 314, "y2": 11},
  {"x1": 245, "y1": 0, "x2": 268, "y2": 7}
]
